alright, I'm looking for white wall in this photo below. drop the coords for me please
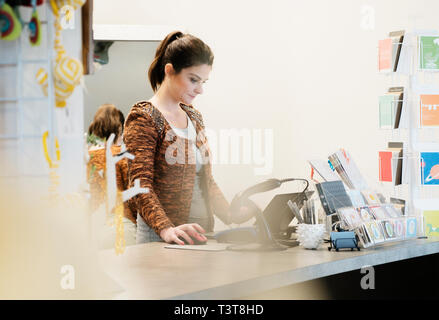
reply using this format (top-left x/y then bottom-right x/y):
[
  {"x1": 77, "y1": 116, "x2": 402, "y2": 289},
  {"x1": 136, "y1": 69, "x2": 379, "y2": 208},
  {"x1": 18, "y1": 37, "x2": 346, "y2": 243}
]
[
  {"x1": 92, "y1": 0, "x2": 439, "y2": 216},
  {"x1": 84, "y1": 41, "x2": 157, "y2": 128}
]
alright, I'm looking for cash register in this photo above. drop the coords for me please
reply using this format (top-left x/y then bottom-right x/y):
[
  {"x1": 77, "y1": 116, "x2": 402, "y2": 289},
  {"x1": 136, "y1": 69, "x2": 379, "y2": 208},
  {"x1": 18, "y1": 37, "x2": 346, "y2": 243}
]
[{"x1": 213, "y1": 178, "x2": 312, "y2": 251}]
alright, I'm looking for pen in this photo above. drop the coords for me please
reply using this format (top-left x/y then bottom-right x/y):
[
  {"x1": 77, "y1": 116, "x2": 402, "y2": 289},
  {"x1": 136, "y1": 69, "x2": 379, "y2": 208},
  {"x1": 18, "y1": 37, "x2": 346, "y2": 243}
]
[{"x1": 287, "y1": 200, "x2": 304, "y2": 224}]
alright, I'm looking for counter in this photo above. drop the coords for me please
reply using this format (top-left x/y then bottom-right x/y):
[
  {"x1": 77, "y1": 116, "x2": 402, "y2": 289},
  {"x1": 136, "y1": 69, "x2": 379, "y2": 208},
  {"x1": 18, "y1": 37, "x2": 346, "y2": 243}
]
[{"x1": 98, "y1": 237, "x2": 439, "y2": 299}]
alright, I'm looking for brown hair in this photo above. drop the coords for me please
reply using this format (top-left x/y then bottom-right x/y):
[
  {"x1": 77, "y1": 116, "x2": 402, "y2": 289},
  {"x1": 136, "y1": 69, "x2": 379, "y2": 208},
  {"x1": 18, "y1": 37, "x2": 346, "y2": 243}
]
[
  {"x1": 88, "y1": 104, "x2": 125, "y2": 141},
  {"x1": 148, "y1": 31, "x2": 214, "y2": 92}
]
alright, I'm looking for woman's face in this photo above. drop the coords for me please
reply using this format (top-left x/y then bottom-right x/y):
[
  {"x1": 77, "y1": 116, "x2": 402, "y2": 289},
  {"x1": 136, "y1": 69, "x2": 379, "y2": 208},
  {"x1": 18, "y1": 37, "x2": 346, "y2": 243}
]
[{"x1": 166, "y1": 63, "x2": 212, "y2": 105}]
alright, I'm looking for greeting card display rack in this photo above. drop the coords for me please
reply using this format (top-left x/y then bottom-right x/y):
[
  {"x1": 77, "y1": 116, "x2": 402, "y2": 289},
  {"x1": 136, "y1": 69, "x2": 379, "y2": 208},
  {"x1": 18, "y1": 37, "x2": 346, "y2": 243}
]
[{"x1": 377, "y1": 29, "x2": 439, "y2": 243}]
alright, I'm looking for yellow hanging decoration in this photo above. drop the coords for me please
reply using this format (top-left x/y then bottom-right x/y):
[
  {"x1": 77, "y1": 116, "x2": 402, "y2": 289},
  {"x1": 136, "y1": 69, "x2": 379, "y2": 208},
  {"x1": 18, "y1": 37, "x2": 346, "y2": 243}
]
[
  {"x1": 114, "y1": 191, "x2": 125, "y2": 255},
  {"x1": 36, "y1": 0, "x2": 85, "y2": 108},
  {"x1": 42, "y1": 130, "x2": 61, "y2": 200},
  {"x1": 42, "y1": 130, "x2": 60, "y2": 169},
  {"x1": 42, "y1": 130, "x2": 87, "y2": 210},
  {"x1": 36, "y1": 68, "x2": 48, "y2": 96}
]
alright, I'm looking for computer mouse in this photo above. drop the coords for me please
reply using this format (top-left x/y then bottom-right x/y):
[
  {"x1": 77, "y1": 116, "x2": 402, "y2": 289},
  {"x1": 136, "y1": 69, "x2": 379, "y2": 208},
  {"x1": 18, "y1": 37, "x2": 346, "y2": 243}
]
[{"x1": 177, "y1": 236, "x2": 207, "y2": 245}]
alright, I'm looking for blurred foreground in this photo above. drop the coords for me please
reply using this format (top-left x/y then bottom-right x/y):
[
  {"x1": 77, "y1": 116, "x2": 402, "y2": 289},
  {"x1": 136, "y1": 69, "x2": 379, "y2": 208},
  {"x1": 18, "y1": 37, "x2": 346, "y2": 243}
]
[{"x1": 0, "y1": 177, "x2": 123, "y2": 299}]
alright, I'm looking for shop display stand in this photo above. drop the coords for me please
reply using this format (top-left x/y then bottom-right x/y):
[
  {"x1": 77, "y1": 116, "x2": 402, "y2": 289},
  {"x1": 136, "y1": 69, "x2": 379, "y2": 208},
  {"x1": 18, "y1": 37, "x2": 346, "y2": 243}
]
[
  {"x1": 331, "y1": 30, "x2": 439, "y2": 250},
  {"x1": 0, "y1": 3, "x2": 55, "y2": 177},
  {"x1": 369, "y1": 29, "x2": 439, "y2": 247},
  {"x1": 382, "y1": 32, "x2": 439, "y2": 214}
]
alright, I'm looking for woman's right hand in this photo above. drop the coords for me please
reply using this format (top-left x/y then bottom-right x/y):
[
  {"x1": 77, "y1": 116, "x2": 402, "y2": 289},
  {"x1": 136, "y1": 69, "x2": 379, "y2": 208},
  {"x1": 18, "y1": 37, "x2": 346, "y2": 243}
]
[{"x1": 159, "y1": 223, "x2": 207, "y2": 245}]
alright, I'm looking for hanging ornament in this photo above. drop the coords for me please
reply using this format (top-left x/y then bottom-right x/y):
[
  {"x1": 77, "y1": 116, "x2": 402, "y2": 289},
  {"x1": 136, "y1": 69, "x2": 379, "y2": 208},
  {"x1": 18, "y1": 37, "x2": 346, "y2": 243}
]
[
  {"x1": 35, "y1": 0, "x2": 85, "y2": 108},
  {"x1": 53, "y1": 55, "x2": 83, "y2": 107},
  {"x1": 36, "y1": 67, "x2": 48, "y2": 95},
  {"x1": 36, "y1": 58, "x2": 83, "y2": 108},
  {"x1": 28, "y1": 0, "x2": 42, "y2": 46},
  {"x1": 0, "y1": 1, "x2": 22, "y2": 41},
  {"x1": 42, "y1": 130, "x2": 61, "y2": 169}
]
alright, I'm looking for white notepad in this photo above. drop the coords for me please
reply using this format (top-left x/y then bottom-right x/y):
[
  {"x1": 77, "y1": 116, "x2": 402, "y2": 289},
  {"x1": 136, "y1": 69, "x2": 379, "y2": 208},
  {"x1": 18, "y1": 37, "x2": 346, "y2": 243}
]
[{"x1": 164, "y1": 243, "x2": 230, "y2": 251}]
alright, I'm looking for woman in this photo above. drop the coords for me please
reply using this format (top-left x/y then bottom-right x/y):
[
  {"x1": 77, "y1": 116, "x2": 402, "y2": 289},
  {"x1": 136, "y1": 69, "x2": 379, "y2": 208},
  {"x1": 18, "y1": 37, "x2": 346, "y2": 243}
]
[
  {"x1": 87, "y1": 103, "x2": 137, "y2": 246},
  {"x1": 124, "y1": 31, "x2": 252, "y2": 245}
]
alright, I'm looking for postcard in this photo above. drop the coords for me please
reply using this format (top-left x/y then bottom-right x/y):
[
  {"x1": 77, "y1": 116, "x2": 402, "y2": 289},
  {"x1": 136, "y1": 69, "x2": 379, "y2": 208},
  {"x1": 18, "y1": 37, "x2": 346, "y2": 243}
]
[
  {"x1": 393, "y1": 218, "x2": 406, "y2": 238},
  {"x1": 423, "y1": 210, "x2": 439, "y2": 237},
  {"x1": 406, "y1": 217, "x2": 418, "y2": 238},
  {"x1": 419, "y1": 35, "x2": 439, "y2": 70},
  {"x1": 379, "y1": 95, "x2": 396, "y2": 129},
  {"x1": 420, "y1": 152, "x2": 439, "y2": 185},
  {"x1": 379, "y1": 38, "x2": 392, "y2": 72},
  {"x1": 379, "y1": 151, "x2": 393, "y2": 182},
  {"x1": 381, "y1": 220, "x2": 396, "y2": 239},
  {"x1": 420, "y1": 94, "x2": 439, "y2": 127},
  {"x1": 368, "y1": 221, "x2": 385, "y2": 243}
]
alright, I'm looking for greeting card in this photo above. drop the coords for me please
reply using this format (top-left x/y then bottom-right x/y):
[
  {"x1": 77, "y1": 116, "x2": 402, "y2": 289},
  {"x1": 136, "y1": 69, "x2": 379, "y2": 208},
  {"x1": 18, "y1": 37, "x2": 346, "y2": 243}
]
[
  {"x1": 406, "y1": 217, "x2": 418, "y2": 238},
  {"x1": 379, "y1": 38, "x2": 392, "y2": 72},
  {"x1": 420, "y1": 94, "x2": 439, "y2": 127},
  {"x1": 420, "y1": 152, "x2": 439, "y2": 185},
  {"x1": 419, "y1": 36, "x2": 439, "y2": 70},
  {"x1": 392, "y1": 219, "x2": 405, "y2": 239},
  {"x1": 423, "y1": 210, "x2": 439, "y2": 237}
]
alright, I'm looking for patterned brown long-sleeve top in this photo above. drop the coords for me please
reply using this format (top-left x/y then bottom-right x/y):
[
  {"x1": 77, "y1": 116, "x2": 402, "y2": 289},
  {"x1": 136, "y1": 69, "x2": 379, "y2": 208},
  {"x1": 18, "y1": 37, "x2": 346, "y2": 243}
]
[
  {"x1": 123, "y1": 101, "x2": 231, "y2": 235},
  {"x1": 87, "y1": 145, "x2": 137, "y2": 223}
]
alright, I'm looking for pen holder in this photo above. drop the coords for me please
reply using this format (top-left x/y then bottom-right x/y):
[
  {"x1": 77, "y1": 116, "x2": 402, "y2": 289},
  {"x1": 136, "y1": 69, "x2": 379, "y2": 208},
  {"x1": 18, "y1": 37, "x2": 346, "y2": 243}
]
[{"x1": 296, "y1": 224, "x2": 326, "y2": 250}]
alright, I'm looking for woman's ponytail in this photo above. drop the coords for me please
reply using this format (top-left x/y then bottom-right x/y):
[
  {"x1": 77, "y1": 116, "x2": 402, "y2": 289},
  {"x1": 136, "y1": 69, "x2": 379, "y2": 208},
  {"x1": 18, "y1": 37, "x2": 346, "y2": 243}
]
[{"x1": 148, "y1": 31, "x2": 183, "y2": 92}]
